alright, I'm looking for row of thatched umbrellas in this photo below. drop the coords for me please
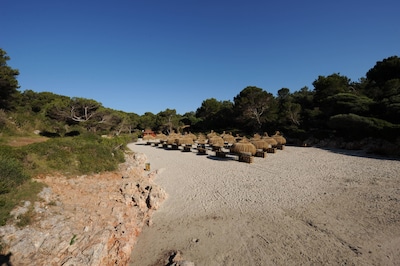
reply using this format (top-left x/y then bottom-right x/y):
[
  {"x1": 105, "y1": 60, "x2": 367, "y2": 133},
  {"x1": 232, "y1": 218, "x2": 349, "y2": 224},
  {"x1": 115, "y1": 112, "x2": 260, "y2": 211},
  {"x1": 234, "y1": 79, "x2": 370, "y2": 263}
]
[{"x1": 142, "y1": 131, "x2": 286, "y2": 162}]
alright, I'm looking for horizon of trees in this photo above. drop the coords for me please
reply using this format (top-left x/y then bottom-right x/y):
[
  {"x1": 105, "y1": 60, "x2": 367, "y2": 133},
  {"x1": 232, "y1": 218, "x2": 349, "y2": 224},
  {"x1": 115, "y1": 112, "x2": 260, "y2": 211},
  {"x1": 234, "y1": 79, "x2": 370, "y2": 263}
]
[{"x1": 1, "y1": 48, "x2": 400, "y2": 142}]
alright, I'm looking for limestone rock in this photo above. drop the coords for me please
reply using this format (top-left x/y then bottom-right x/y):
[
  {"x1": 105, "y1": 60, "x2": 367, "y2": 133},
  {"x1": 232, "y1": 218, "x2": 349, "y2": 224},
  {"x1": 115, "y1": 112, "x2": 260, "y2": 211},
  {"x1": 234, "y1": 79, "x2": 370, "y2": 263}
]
[{"x1": 0, "y1": 151, "x2": 166, "y2": 266}]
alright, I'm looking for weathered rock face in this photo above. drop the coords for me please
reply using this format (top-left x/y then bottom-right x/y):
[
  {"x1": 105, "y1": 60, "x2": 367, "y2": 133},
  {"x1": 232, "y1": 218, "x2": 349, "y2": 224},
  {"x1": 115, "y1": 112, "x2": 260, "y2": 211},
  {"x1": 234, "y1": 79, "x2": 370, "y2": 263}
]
[{"x1": 0, "y1": 151, "x2": 166, "y2": 266}]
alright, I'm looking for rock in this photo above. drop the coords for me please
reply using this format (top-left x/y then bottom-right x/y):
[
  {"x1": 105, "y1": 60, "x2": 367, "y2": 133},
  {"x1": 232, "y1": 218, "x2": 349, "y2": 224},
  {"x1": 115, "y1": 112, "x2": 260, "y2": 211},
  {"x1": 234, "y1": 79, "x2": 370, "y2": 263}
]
[
  {"x1": 38, "y1": 187, "x2": 52, "y2": 202},
  {"x1": 10, "y1": 201, "x2": 31, "y2": 219},
  {"x1": 173, "y1": 261, "x2": 195, "y2": 266},
  {"x1": 0, "y1": 151, "x2": 166, "y2": 266},
  {"x1": 168, "y1": 250, "x2": 195, "y2": 266}
]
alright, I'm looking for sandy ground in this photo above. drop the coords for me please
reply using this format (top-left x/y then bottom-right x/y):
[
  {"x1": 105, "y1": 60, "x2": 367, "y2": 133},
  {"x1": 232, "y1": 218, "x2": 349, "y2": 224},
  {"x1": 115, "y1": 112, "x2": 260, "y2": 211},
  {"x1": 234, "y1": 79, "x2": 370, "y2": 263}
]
[{"x1": 128, "y1": 142, "x2": 400, "y2": 266}]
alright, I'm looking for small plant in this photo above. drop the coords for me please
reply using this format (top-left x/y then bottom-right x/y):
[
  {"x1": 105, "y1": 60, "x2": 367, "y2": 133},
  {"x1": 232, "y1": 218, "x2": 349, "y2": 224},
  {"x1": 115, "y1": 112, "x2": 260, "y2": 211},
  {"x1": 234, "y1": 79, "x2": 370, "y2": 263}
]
[
  {"x1": 47, "y1": 200, "x2": 57, "y2": 206},
  {"x1": 70, "y1": 234, "x2": 77, "y2": 245},
  {"x1": 16, "y1": 212, "x2": 32, "y2": 228},
  {"x1": 0, "y1": 152, "x2": 29, "y2": 194}
]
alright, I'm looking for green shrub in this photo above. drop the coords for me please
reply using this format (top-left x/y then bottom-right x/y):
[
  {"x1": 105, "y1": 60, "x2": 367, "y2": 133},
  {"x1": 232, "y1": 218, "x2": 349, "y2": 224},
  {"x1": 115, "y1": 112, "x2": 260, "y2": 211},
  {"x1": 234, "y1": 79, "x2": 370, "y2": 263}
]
[
  {"x1": 19, "y1": 134, "x2": 129, "y2": 176},
  {"x1": 16, "y1": 210, "x2": 33, "y2": 228},
  {"x1": 0, "y1": 109, "x2": 7, "y2": 129},
  {"x1": 0, "y1": 180, "x2": 44, "y2": 226},
  {"x1": 328, "y1": 113, "x2": 400, "y2": 141},
  {"x1": 0, "y1": 156, "x2": 29, "y2": 194},
  {"x1": 0, "y1": 133, "x2": 132, "y2": 226}
]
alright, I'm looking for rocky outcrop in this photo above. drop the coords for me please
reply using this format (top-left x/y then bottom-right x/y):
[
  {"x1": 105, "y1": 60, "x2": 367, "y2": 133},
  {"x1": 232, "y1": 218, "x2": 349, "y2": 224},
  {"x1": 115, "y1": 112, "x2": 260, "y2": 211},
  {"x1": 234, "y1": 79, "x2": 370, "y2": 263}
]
[{"x1": 0, "y1": 151, "x2": 166, "y2": 266}]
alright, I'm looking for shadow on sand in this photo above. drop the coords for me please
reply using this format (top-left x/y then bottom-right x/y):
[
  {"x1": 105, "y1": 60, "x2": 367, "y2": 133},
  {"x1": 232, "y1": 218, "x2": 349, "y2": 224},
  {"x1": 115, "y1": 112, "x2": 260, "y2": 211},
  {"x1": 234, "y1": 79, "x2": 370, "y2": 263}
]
[
  {"x1": 206, "y1": 154, "x2": 237, "y2": 162},
  {"x1": 298, "y1": 144, "x2": 400, "y2": 161},
  {"x1": 0, "y1": 252, "x2": 13, "y2": 266}
]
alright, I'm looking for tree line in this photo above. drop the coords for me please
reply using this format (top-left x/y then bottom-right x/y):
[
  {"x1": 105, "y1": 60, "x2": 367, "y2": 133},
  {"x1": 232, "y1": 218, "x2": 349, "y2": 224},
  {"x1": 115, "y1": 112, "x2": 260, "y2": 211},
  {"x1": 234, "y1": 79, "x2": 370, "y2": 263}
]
[{"x1": 1, "y1": 48, "x2": 400, "y2": 143}]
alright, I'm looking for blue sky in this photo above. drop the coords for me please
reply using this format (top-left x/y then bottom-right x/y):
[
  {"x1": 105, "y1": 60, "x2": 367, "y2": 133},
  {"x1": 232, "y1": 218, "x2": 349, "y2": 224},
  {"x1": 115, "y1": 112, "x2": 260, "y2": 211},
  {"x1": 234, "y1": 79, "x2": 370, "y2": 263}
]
[{"x1": 2, "y1": 0, "x2": 399, "y2": 115}]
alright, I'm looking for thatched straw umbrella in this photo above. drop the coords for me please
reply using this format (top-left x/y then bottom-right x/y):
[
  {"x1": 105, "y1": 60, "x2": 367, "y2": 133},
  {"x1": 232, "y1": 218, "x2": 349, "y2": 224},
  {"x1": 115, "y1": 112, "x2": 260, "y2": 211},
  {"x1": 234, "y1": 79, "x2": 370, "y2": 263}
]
[
  {"x1": 177, "y1": 136, "x2": 194, "y2": 151},
  {"x1": 196, "y1": 133, "x2": 208, "y2": 145},
  {"x1": 207, "y1": 130, "x2": 217, "y2": 140},
  {"x1": 235, "y1": 134, "x2": 243, "y2": 142},
  {"x1": 166, "y1": 133, "x2": 181, "y2": 145},
  {"x1": 230, "y1": 138, "x2": 257, "y2": 155},
  {"x1": 252, "y1": 133, "x2": 262, "y2": 140},
  {"x1": 185, "y1": 132, "x2": 197, "y2": 141},
  {"x1": 156, "y1": 133, "x2": 168, "y2": 143},
  {"x1": 166, "y1": 138, "x2": 176, "y2": 145},
  {"x1": 222, "y1": 133, "x2": 236, "y2": 145},
  {"x1": 143, "y1": 134, "x2": 155, "y2": 141},
  {"x1": 176, "y1": 136, "x2": 194, "y2": 146},
  {"x1": 208, "y1": 135, "x2": 225, "y2": 150},
  {"x1": 251, "y1": 139, "x2": 271, "y2": 151},
  {"x1": 262, "y1": 132, "x2": 278, "y2": 147},
  {"x1": 143, "y1": 134, "x2": 155, "y2": 145},
  {"x1": 272, "y1": 131, "x2": 287, "y2": 145}
]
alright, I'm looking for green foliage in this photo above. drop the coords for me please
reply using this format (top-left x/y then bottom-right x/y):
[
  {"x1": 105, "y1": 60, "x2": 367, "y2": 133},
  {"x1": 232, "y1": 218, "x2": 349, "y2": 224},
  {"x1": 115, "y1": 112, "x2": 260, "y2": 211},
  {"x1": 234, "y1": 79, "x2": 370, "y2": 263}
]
[
  {"x1": 0, "y1": 132, "x2": 131, "y2": 226},
  {"x1": 195, "y1": 98, "x2": 234, "y2": 131},
  {"x1": 313, "y1": 73, "x2": 351, "y2": 104},
  {"x1": 180, "y1": 111, "x2": 202, "y2": 131},
  {"x1": 138, "y1": 112, "x2": 157, "y2": 130},
  {"x1": 366, "y1": 56, "x2": 400, "y2": 87},
  {"x1": 1, "y1": 47, "x2": 400, "y2": 151},
  {"x1": 70, "y1": 234, "x2": 78, "y2": 245},
  {"x1": 15, "y1": 90, "x2": 66, "y2": 114},
  {"x1": 0, "y1": 146, "x2": 29, "y2": 194},
  {"x1": 196, "y1": 98, "x2": 225, "y2": 119},
  {"x1": 0, "y1": 180, "x2": 44, "y2": 226},
  {"x1": 16, "y1": 209, "x2": 33, "y2": 228},
  {"x1": 20, "y1": 134, "x2": 128, "y2": 176},
  {"x1": 0, "y1": 109, "x2": 8, "y2": 130},
  {"x1": 233, "y1": 86, "x2": 277, "y2": 131},
  {"x1": 156, "y1": 109, "x2": 182, "y2": 134},
  {"x1": 323, "y1": 93, "x2": 374, "y2": 116},
  {"x1": 276, "y1": 88, "x2": 302, "y2": 128},
  {"x1": 0, "y1": 49, "x2": 20, "y2": 110},
  {"x1": 328, "y1": 113, "x2": 400, "y2": 141}
]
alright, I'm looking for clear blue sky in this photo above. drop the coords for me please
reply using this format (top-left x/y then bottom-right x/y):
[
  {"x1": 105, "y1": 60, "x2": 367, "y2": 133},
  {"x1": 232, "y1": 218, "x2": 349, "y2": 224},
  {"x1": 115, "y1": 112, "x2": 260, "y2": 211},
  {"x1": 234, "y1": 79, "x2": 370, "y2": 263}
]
[{"x1": 2, "y1": 0, "x2": 399, "y2": 115}]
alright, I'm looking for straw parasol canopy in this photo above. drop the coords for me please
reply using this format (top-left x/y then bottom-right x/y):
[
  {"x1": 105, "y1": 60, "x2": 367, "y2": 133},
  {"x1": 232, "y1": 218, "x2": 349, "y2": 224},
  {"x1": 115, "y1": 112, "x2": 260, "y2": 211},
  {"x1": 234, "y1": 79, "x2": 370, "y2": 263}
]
[
  {"x1": 251, "y1": 139, "x2": 271, "y2": 150},
  {"x1": 166, "y1": 132, "x2": 181, "y2": 145},
  {"x1": 156, "y1": 133, "x2": 168, "y2": 142},
  {"x1": 230, "y1": 138, "x2": 257, "y2": 155},
  {"x1": 185, "y1": 132, "x2": 197, "y2": 141},
  {"x1": 252, "y1": 133, "x2": 262, "y2": 140},
  {"x1": 272, "y1": 131, "x2": 287, "y2": 145},
  {"x1": 208, "y1": 135, "x2": 225, "y2": 148},
  {"x1": 196, "y1": 133, "x2": 208, "y2": 145},
  {"x1": 222, "y1": 132, "x2": 236, "y2": 145},
  {"x1": 262, "y1": 132, "x2": 278, "y2": 147},
  {"x1": 207, "y1": 130, "x2": 217, "y2": 139},
  {"x1": 143, "y1": 134, "x2": 155, "y2": 141},
  {"x1": 235, "y1": 134, "x2": 243, "y2": 142},
  {"x1": 176, "y1": 136, "x2": 194, "y2": 146}
]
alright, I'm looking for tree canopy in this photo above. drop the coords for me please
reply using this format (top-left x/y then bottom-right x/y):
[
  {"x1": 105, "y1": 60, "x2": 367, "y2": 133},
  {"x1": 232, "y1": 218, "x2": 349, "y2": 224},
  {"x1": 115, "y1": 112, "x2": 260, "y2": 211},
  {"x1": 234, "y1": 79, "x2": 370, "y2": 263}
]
[
  {"x1": 0, "y1": 49, "x2": 20, "y2": 110},
  {"x1": 233, "y1": 86, "x2": 276, "y2": 131},
  {"x1": 1, "y1": 47, "x2": 399, "y2": 146}
]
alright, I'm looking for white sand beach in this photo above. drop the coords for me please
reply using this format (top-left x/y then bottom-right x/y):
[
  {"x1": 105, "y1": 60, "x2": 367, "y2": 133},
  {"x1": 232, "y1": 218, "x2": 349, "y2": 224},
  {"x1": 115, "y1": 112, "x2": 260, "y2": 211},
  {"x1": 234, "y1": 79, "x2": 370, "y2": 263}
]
[{"x1": 128, "y1": 142, "x2": 400, "y2": 266}]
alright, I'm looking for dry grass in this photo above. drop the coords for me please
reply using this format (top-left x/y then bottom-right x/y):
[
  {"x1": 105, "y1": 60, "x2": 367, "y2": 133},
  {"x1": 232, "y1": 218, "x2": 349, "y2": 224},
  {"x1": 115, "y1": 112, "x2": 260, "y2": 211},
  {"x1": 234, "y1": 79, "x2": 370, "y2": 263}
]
[{"x1": 6, "y1": 137, "x2": 48, "y2": 147}]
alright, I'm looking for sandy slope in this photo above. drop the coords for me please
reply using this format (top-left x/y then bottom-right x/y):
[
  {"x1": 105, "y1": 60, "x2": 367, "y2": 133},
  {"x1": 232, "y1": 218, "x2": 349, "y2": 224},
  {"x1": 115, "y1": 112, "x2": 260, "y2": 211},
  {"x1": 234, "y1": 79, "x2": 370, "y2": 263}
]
[{"x1": 128, "y1": 142, "x2": 400, "y2": 266}]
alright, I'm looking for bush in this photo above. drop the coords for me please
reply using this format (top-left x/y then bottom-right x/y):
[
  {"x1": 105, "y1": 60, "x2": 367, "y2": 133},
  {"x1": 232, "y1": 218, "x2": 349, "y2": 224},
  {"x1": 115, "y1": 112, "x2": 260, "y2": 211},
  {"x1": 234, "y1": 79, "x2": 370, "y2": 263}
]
[
  {"x1": 0, "y1": 180, "x2": 44, "y2": 226},
  {"x1": 328, "y1": 113, "x2": 400, "y2": 141},
  {"x1": 20, "y1": 134, "x2": 130, "y2": 176},
  {"x1": 0, "y1": 153, "x2": 29, "y2": 195},
  {"x1": 0, "y1": 109, "x2": 7, "y2": 128}
]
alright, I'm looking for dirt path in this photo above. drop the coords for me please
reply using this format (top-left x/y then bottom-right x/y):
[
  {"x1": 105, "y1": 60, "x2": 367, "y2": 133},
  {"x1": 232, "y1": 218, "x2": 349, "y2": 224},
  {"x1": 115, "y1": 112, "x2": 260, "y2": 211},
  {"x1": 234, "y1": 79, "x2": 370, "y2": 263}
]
[{"x1": 128, "y1": 142, "x2": 400, "y2": 266}]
